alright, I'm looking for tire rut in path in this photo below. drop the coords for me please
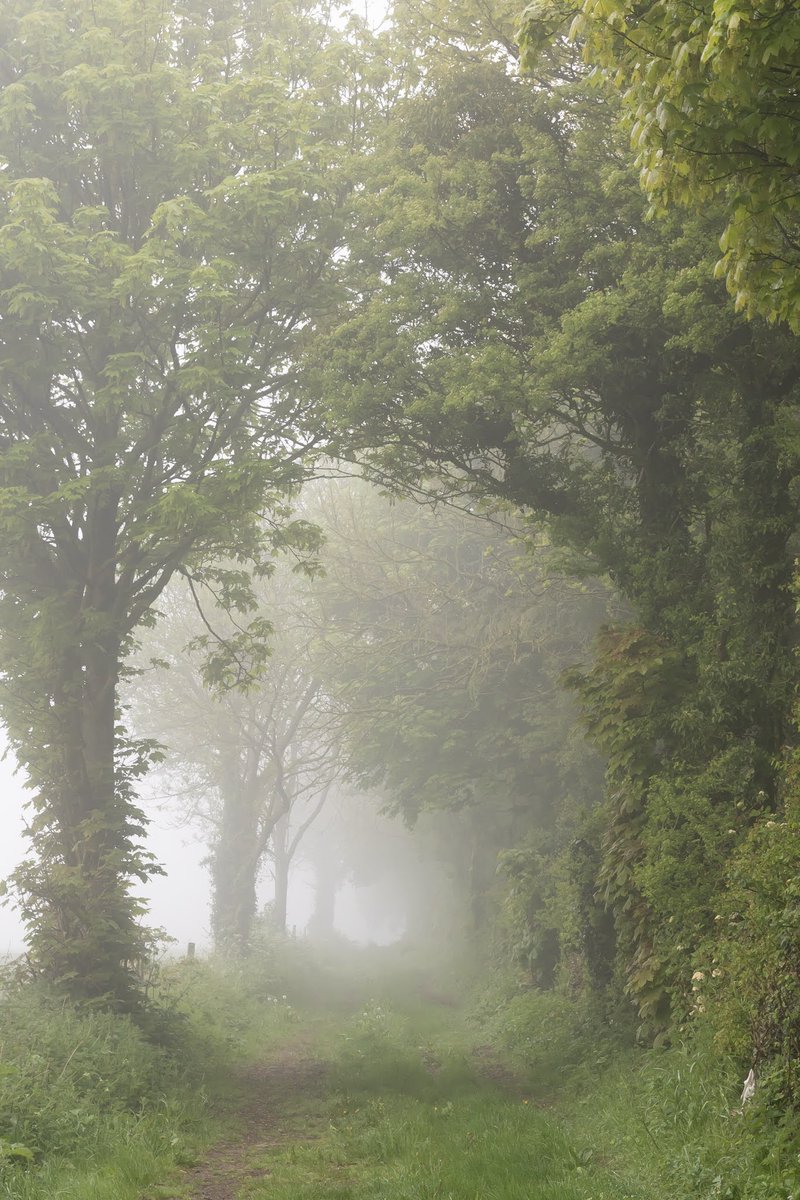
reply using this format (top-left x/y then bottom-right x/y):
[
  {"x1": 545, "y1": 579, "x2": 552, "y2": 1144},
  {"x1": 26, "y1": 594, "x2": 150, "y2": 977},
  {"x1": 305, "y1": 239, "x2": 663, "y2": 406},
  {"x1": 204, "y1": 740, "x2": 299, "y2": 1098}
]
[{"x1": 183, "y1": 1043, "x2": 328, "y2": 1200}]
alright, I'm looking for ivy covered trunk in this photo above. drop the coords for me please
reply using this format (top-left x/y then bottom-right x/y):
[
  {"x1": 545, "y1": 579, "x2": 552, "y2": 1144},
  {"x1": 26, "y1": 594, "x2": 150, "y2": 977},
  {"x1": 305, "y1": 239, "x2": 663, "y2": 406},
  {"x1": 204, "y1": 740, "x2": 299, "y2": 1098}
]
[{"x1": 8, "y1": 491, "x2": 155, "y2": 1007}]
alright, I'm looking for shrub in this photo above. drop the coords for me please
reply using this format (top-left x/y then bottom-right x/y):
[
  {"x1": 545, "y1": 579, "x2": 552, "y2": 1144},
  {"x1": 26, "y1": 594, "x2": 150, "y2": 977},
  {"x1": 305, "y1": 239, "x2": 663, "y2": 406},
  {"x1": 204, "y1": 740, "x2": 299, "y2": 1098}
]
[
  {"x1": 0, "y1": 984, "x2": 171, "y2": 1163},
  {"x1": 703, "y1": 791, "x2": 800, "y2": 1103}
]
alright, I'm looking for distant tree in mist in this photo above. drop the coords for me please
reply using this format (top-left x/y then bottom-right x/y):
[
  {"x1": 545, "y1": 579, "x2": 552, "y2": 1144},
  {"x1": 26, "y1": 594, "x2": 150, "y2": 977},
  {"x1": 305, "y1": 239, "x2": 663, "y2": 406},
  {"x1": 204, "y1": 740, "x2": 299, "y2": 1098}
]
[
  {"x1": 130, "y1": 569, "x2": 341, "y2": 955},
  {"x1": 305, "y1": 480, "x2": 610, "y2": 958},
  {"x1": 299, "y1": 789, "x2": 465, "y2": 948}
]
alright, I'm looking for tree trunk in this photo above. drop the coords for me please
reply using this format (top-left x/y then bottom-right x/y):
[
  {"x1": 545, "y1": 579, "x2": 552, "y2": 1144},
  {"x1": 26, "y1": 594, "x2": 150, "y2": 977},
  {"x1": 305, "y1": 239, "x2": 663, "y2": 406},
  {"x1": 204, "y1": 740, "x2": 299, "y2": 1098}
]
[
  {"x1": 211, "y1": 767, "x2": 262, "y2": 956},
  {"x1": 308, "y1": 854, "x2": 338, "y2": 939},
  {"x1": 270, "y1": 813, "x2": 290, "y2": 935},
  {"x1": 10, "y1": 491, "x2": 154, "y2": 1008}
]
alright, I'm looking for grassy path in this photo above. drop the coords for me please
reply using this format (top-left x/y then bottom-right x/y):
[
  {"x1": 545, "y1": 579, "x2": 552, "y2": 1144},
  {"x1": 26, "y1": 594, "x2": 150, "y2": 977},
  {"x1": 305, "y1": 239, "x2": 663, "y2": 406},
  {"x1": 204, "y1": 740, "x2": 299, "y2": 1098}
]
[
  {"x1": 147, "y1": 991, "x2": 634, "y2": 1200},
  {"x1": 180, "y1": 1037, "x2": 330, "y2": 1200},
  {"x1": 0, "y1": 955, "x2": 774, "y2": 1200}
]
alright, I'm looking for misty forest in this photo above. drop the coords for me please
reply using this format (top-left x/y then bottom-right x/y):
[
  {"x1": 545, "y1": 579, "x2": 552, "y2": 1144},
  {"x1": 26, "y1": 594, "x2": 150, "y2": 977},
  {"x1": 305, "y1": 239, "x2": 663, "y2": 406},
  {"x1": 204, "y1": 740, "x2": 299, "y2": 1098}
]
[{"x1": 1, "y1": 0, "x2": 800, "y2": 1196}]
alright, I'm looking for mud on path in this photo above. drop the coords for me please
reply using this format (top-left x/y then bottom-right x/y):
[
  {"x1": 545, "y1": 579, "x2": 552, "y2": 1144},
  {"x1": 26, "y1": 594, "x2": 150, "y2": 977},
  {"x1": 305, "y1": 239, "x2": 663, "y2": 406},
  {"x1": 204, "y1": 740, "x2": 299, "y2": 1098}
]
[{"x1": 182, "y1": 1038, "x2": 329, "y2": 1200}]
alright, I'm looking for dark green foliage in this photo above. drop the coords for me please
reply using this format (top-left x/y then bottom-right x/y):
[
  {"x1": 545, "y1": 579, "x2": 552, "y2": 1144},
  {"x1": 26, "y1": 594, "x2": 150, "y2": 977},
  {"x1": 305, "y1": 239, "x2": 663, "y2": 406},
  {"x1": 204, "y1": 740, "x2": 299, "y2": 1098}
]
[
  {"x1": 499, "y1": 837, "x2": 563, "y2": 989},
  {"x1": 318, "y1": 0, "x2": 800, "y2": 1048},
  {"x1": 497, "y1": 814, "x2": 620, "y2": 1003},
  {"x1": 568, "y1": 832, "x2": 617, "y2": 994},
  {"x1": 705, "y1": 774, "x2": 800, "y2": 1102}
]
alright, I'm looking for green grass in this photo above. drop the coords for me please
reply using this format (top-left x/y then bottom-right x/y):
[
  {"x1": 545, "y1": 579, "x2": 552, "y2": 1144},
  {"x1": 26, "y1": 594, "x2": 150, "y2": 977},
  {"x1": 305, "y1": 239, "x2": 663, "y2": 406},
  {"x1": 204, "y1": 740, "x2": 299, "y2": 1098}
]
[
  {"x1": 4, "y1": 945, "x2": 799, "y2": 1200},
  {"x1": 0, "y1": 1109, "x2": 203, "y2": 1200},
  {"x1": 0, "y1": 953, "x2": 314, "y2": 1200},
  {"x1": 241, "y1": 1093, "x2": 615, "y2": 1200},
  {"x1": 472, "y1": 983, "x2": 800, "y2": 1200},
  {"x1": 249, "y1": 968, "x2": 800, "y2": 1200},
  {"x1": 550, "y1": 1040, "x2": 800, "y2": 1200},
  {"x1": 230, "y1": 993, "x2": 639, "y2": 1200}
]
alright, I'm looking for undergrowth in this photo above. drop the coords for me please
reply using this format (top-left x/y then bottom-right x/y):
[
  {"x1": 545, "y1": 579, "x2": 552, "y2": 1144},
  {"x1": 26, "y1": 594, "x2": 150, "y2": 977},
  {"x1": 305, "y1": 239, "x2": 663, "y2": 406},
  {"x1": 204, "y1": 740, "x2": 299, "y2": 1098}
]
[
  {"x1": 4, "y1": 942, "x2": 800, "y2": 1200},
  {"x1": 476, "y1": 980, "x2": 800, "y2": 1200},
  {"x1": 0, "y1": 944, "x2": 303, "y2": 1199}
]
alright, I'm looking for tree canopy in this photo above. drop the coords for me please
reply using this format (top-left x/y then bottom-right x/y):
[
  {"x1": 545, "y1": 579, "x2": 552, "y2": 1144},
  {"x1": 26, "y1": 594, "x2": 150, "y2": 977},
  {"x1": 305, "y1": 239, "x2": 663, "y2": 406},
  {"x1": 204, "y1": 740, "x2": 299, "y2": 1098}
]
[
  {"x1": 519, "y1": 0, "x2": 800, "y2": 329},
  {"x1": 3, "y1": 0, "x2": 800, "y2": 1098}
]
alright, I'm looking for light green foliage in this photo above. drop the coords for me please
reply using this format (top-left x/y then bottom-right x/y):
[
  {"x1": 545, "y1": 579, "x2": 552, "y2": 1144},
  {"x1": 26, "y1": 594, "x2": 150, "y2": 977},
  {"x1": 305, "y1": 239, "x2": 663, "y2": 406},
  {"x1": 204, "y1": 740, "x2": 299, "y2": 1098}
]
[
  {"x1": 474, "y1": 982, "x2": 619, "y2": 1086},
  {"x1": 332, "y1": 1001, "x2": 443, "y2": 1097},
  {"x1": 519, "y1": 0, "x2": 800, "y2": 328},
  {"x1": 0, "y1": 0, "x2": 370, "y2": 1002},
  {"x1": 155, "y1": 953, "x2": 302, "y2": 1065}
]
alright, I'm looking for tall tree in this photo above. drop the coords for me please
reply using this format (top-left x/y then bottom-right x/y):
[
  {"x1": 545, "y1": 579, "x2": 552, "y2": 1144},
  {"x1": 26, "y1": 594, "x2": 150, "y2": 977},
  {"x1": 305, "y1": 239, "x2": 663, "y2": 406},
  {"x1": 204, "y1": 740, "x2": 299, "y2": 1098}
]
[
  {"x1": 0, "y1": 0, "x2": 368, "y2": 1003},
  {"x1": 317, "y1": 6, "x2": 800, "y2": 1024}
]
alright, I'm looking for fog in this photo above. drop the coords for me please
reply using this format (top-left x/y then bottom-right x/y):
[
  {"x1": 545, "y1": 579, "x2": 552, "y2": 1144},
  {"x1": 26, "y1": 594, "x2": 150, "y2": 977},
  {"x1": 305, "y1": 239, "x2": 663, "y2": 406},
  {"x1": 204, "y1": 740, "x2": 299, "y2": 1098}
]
[
  {"x1": 0, "y1": 484, "x2": 605, "y2": 970},
  {"x1": 0, "y1": 738, "x2": 421, "y2": 959}
]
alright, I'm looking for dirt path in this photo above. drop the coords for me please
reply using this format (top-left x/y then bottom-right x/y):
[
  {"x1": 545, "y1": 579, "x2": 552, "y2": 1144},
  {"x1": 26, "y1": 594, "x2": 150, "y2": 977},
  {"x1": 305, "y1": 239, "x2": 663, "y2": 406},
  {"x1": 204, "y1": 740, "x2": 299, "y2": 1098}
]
[
  {"x1": 181, "y1": 1040, "x2": 328, "y2": 1200},
  {"x1": 471, "y1": 1043, "x2": 548, "y2": 1106}
]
